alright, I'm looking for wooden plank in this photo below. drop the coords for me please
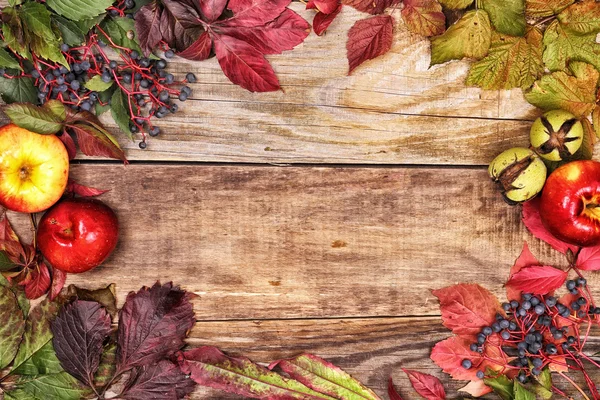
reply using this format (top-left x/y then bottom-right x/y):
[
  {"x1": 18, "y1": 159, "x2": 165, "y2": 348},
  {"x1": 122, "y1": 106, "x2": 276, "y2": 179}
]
[
  {"x1": 185, "y1": 317, "x2": 600, "y2": 399},
  {"x1": 9, "y1": 164, "x2": 598, "y2": 320}
]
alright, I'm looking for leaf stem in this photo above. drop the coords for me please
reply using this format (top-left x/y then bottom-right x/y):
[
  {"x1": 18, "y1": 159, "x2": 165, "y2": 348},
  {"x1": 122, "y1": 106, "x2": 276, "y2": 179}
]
[
  {"x1": 29, "y1": 213, "x2": 37, "y2": 250},
  {"x1": 534, "y1": 15, "x2": 556, "y2": 27},
  {"x1": 558, "y1": 371, "x2": 591, "y2": 400}
]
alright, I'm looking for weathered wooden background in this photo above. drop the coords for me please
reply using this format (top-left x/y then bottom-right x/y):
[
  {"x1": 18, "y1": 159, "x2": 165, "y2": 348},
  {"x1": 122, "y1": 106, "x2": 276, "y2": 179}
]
[{"x1": 5, "y1": 3, "x2": 600, "y2": 399}]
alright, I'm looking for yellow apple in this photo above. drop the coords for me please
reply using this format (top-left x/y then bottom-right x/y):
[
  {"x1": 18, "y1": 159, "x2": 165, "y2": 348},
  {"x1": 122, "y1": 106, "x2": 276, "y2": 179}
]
[{"x1": 0, "y1": 124, "x2": 69, "y2": 213}]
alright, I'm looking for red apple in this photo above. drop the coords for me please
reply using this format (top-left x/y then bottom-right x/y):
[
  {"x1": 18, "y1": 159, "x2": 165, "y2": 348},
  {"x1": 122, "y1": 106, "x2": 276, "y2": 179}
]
[
  {"x1": 540, "y1": 160, "x2": 600, "y2": 247},
  {"x1": 37, "y1": 198, "x2": 119, "y2": 273}
]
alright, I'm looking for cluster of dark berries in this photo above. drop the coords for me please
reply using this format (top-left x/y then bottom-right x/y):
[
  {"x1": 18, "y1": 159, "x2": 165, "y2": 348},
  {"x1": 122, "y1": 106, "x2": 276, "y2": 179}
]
[
  {"x1": 461, "y1": 277, "x2": 599, "y2": 384},
  {"x1": 108, "y1": 0, "x2": 136, "y2": 18}
]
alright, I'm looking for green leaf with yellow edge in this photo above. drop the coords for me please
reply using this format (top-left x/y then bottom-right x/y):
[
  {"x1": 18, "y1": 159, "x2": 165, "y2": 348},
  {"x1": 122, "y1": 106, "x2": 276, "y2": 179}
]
[
  {"x1": 438, "y1": 0, "x2": 472, "y2": 9},
  {"x1": 0, "y1": 285, "x2": 25, "y2": 369},
  {"x1": 2, "y1": 7, "x2": 30, "y2": 60},
  {"x1": 525, "y1": 0, "x2": 573, "y2": 17},
  {"x1": 4, "y1": 103, "x2": 64, "y2": 134},
  {"x1": 543, "y1": 20, "x2": 600, "y2": 72},
  {"x1": 482, "y1": 0, "x2": 526, "y2": 36},
  {"x1": 467, "y1": 27, "x2": 543, "y2": 90},
  {"x1": 11, "y1": 372, "x2": 90, "y2": 400},
  {"x1": 269, "y1": 354, "x2": 381, "y2": 400},
  {"x1": 43, "y1": 100, "x2": 66, "y2": 121},
  {"x1": 484, "y1": 374, "x2": 513, "y2": 400},
  {"x1": 430, "y1": 10, "x2": 492, "y2": 66},
  {"x1": 514, "y1": 381, "x2": 535, "y2": 400},
  {"x1": 525, "y1": 62, "x2": 599, "y2": 118},
  {"x1": 12, "y1": 341, "x2": 63, "y2": 376},
  {"x1": 19, "y1": 2, "x2": 68, "y2": 67},
  {"x1": 557, "y1": 0, "x2": 600, "y2": 34},
  {"x1": 84, "y1": 75, "x2": 114, "y2": 92}
]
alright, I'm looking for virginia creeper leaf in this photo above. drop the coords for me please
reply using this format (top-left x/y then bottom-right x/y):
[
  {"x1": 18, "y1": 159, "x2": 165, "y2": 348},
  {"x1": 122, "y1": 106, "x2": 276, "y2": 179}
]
[
  {"x1": 178, "y1": 31, "x2": 212, "y2": 61},
  {"x1": 576, "y1": 245, "x2": 600, "y2": 270},
  {"x1": 481, "y1": 0, "x2": 526, "y2": 36},
  {"x1": 505, "y1": 265, "x2": 567, "y2": 295},
  {"x1": 0, "y1": 47, "x2": 22, "y2": 70},
  {"x1": 313, "y1": 5, "x2": 342, "y2": 36},
  {"x1": 19, "y1": 2, "x2": 68, "y2": 67},
  {"x1": 64, "y1": 179, "x2": 110, "y2": 198},
  {"x1": 430, "y1": 336, "x2": 483, "y2": 381},
  {"x1": 458, "y1": 380, "x2": 492, "y2": 397},
  {"x1": 43, "y1": 100, "x2": 67, "y2": 121},
  {"x1": 269, "y1": 353, "x2": 381, "y2": 400},
  {"x1": 438, "y1": 0, "x2": 472, "y2": 9},
  {"x1": 199, "y1": 0, "x2": 227, "y2": 23},
  {"x1": 430, "y1": 10, "x2": 492, "y2": 66},
  {"x1": 525, "y1": 0, "x2": 573, "y2": 17},
  {"x1": 346, "y1": 15, "x2": 394, "y2": 74},
  {"x1": 52, "y1": 15, "x2": 85, "y2": 46},
  {"x1": 226, "y1": 0, "x2": 291, "y2": 25},
  {"x1": 556, "y1": 0, "x2": 600, "y2": 34},
  {"x1": 306, "y1": 0, "x2": 339, "y2": 14},
  {"x1": 46, "y1": 0, "x2": 113, "y2": 22},
  {"x1": 51, "y1": 300, "x2": 112, "y2": 387},
  {"x1": 57, "y1": 132, "x2": 77, "y2": 160},
  {"x1": 0, "y1": 76, "x2": 37, "y2": 104},
  {"x1": 341, "y1": 0, "x2": 400, "y2": 15},
  {"x1": 212, "y1": 34, "x2": 280, "y2": 92},
  {"x1": 24, "y1": 262, "x2": 51, "y2": 300},
  {"x1": 98, "y1": 17, "x2": 143, "y2": 54},
  {"x1": 110, "y1": 89, "x2": 134, "y2": 140},
  {"x1": 0, "y1": 271, "x2": 28, "y2": 317},
  {"x1": 514, "y1": 382, "x2": 535, "y2": 400},
  {"x1": 178, "y1": 346, "x2": 335, "y2": 399},
  {"x1": 401, "y1": 0, "x2": 445, "y2": 37},
  {"x1": 466, "y1": 28, "x2": 543, "y2": 90},
  {"x1": 542, "y1": 20, "x2": 600, "y2": 73},
  {"x1": 4, "y1": 102, "x2": 63, "y2": 134},
  {"x1": 135, "y1": 2, "x2": 164, "y2": 56},
  {"x1": 402, "y1": 369, "x2": 446, "y2": 400},
  {"x1": 84, "y1": 75, "x2": 114, "y2": 92},
  {"x1": 484, "y1": 374, "x2": 513, "y2": 400},
  {"x1": 506, "y1": 242, "x2": 540, "y2": 301},
  {"x1": 432, "y1": 284, "x2": 503, "y2": 338},
  {"x1": 69, "y1": 122, "x2": 126, "y2": 161},
  {"x1": 66, "y1": 283, "x2": 118, "y2": 319},
  {"x1": 121, "y1": 360, "x2": 196, "y2": 399},
  {"x1": 0, "y1": 284, "x2": 25, "y2": 369},
  {"x1": 117, "y1": 282, "x2": 195, "y2": 371},
  {"x1": 525, "y1": 62, "x2": 599, "y2": 118},
  {"x1": 388, "y1": 378, "x2": 404, "y2": 400}
]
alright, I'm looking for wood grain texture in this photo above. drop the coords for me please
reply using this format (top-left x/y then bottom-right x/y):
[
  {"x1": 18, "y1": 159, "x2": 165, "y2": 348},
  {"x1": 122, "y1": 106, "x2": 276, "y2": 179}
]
[
  {"x1": 0, "y1": 4, "x2": 543, "y2": 165},
  {"x1": 10, "y1": 164, "x2": 598, "y2": 320},
  {"x1": 185, "y1": 317, "x2": 599, "y2": 399}
]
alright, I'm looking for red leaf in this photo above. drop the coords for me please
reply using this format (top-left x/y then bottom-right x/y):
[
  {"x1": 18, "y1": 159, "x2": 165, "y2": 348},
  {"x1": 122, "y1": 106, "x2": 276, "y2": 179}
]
[
  {"x1": 522, "y1": 198, "x2": 578, "y2": 255},
  {"x1": 346, "y1": 15, "x2": 394, "y2": 74},
  {"x1": 69, "y1": 123, "x2": 126, "y2": 162},
  {"x1": 178, "y1": 31, "x2": 212, "y2": 61},
  {"x1": 199, "y1": 0, "x2": 227, "y2": 22},
  {"x1": 135, "y1": 3, "x2": 164, "y2": 56},
  {"x1": 401, "y1": 0, "x2": 445, "y2": 37},
  {"x1": 342, "y1": 0, "x2": 400, "y2": 14},
  {"x1": 212, "y1": 34, "x2": 280, "y2": 92},
  {"x1": 217, "y1": 8, "x2": 310, "y2": 55},
  {"x1": 0, "y1": 212, "x2": 23, "y2": 257},
  {"x1": 226, "y1": 0, "x2": 291, "y2": 26},
  {"x1": 576, "y1": 245, "x2": 600, "y2": 270},
  {"x1": 121, "y1": 360, "x2": 196, "y2": 400},
  {"x1": 402, "y1": 370, "x2": 446, "y2": 400},
  {"x1": 307, "y1": 0, "x2": 340, "y2": 14},
  {"x1": 430, "y1": 336, "x2": 482, "y2": 381},
  {"x1": 313, "y1": 5, "x2": 342, "y2": 35},
  {"x1": 117, "y1": 282, "x2": 195, "y2": 370},
  {"x1": 51, "y1": 300, "x2": 112, "y2": 387},
  {"x1": 388, "y1": 378, "x2": 404, "y2": 400},
  {"x1": 505, "y1": 265, "x2": 567, "y2": 295},
  {"x1": 24, "y1": 262, "x2": 51, "y2": 299},
  {"x1": 49, "y1": 267, "x2": 66, "y2": 301},
  {"x1": 58, "y1": 132, "x2": 77, "y2": 160},
  {"x1": 65, "y1": 179, "x2": 109, "y2": 198},
  {"x1": 506, "y1": 242, "x2": 540, "y2": 301},
  {"x1": 432, "y1": 284, "x2": 503, "y2": 338}
]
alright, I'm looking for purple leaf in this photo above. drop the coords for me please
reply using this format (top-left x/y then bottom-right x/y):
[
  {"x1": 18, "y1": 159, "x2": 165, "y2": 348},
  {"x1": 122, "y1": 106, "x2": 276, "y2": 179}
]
[
  {"x1": 116, "y1": 282, "x2": 195, "y2": 371},
  {"x1": 135, "y1": 3, "x2": 164, "y2": 56},
  {"x1": 121, "y1": 360, "x2": 196, "y2": 400},
  {"x1": 51, "y1": 300, "x2": 112, "y2": 387}
]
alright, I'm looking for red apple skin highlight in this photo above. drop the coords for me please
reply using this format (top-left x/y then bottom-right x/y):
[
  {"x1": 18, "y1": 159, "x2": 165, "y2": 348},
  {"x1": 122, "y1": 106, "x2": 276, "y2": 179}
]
[
  {"x1": 540, "y1": 160, "x2": 600, "y2": 247},
  {"x1": 37, "y1": 198, "x2": 119, "y2": 273}
]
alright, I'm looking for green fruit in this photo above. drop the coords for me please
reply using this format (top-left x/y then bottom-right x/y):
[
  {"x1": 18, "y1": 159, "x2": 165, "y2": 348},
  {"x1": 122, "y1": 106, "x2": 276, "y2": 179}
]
[
  {"x1": 530, "y1": 110, "x2": 583, "y2": 161},
  {"x1": 489, "y1": 147, "x2": 547, "y2": 204}
]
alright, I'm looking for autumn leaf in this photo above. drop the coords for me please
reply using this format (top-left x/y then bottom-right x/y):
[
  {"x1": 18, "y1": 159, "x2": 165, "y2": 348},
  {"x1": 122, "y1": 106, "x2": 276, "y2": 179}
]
[
  {"x1": 49, "y1": 268, "x2": 66, "y2": 301},
  {"x1": 227, "y1": 0, "x2": 291, "y2": 26},
  {"x1": 346, "y1": 15, "x2": 394, "y2": 74},
  {"x1": 121, "y1": 360, "x2": 196, "y2": 400},
  {"x1": 525, "y1": 0, "x2": 573, "y2": 17},
  {"x1": 466, "y1": 28, "x2": 543, "y2": 90},
  {"x1": 199, "y1": 0, "x2": 228, "y2": 23},
  {"x1": 307, "y1": 0, "x2": 340, "y2": 14},
  {"x1": 438, "y1": 0, "x2": 472, "y2": 9},
  {"x1": 521, "y1": 197, "x2": 579, "y2": 254},
  {"x1": 481, "y1": 0, "x2": 526, "y2": 37},
  {"x1": 177, "y1": 32, "x2": 212, "y2": 61},
  {"x1": 51, "y1": 300, "x2": 112, "y2": 387},
  {"x1": 341, "y1": 0, "x2": 399, "y2": 15},
  {"x1": 0, "y1": 284, "x2": 25, "y2": 369},
  {"x1": 432, "y1": 284, "x2": 503, "y2": 338},
  {"x1": 23, "y1": 262, "x2": 51, "y2": 300},
  {"x1": 430, "y1": 336, "x2": 482, "y2": 381},
  {"x1": 64, "y1": 179, "x2": 109, "y2": 198},
  {"x1": 135, "y1": 3, "x2": 165, "y2": 59},
  {"x1": 58, "y1": 132, "x2": 77, "y2": 160},
  {"x1": 68, "y1": 122, "x2": 127, "y2": 162},
  {"x1": 402, "y1": 369, "x2": 446, "y2": 400},
  {"x1": 556, "y1": 0, "x2": 600, "y2": 34},
  {"x1": 505, "y1": 265, "x2": 567, "y2": 295},
  {"x1": 117, "y1": 282, "x2": 195, "y2": 371},
  {"x1": 269, "y1": 353, "x2": 381, "y2": 400},
  {"x1": 506, "y1": 242, "x2": 540, "y2": 300},
  {"x1": 66, "y1": 283, "x2": 118, "y2": 319},
  {"x1": 388, "y1": 378, "x2": 404, "y2": 400},
  {"x1": 313, "y1": 5, "x2": 342, "y2": 36},
  {"x1": 430, "y1": 10, "x2": 492, "y2": 66},
  {"x1": 576, "y1": 245, "x2": 600, "y2": 270},
  {"x1": 178, "y1": 346, "x2": 335, "y2": 399},
  {"x1": 401, "y1": 0, "x2": 445, "y2": 37},
  {"x1": 459, "y1": 380, "x2": 492, "y2": 397}
]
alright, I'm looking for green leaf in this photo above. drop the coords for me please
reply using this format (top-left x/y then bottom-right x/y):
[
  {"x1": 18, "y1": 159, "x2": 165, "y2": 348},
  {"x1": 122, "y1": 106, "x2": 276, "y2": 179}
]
[
  {"x1": 4, "y1": 388, "x2": 36, "y2": 400},
  {"x1": 430, "y1": 10, "x2": 492, "y2": 65},
  {"x1": 20, "y1": 2, "x2": 68, "y2": 67},
  {"x1": 0, "y1": 47, "x2": 22, "y2": 71},
  {"x1": 12, "y1": 342, "x2": 63, "y2": 376},
  {"x1": 12, "y1": 372, "x2": 89, "y2": 400},
  {"x1": 4, "y1": 103, "x2": 64, "y2": 134},
  {"x1": 543, "y1": 20, "x2": 600, "y2": 72},
  {"x1": 557, "y1": 0, "x2": 600, "y2": 34},
  {"x1": 467, "y1": 27, "x2": 543, "y2": 90},
  {"x1": 84, "y1": 74, "x2": 114, "y2": 92},
  {"x1": 438, "y1": 0, "x2": 473, "y2": 9},
  {"x1": 8, "y1": 0, "x2": 23, "y2": 6},
  {"x1": 525, "y1": 61, "x2": 599, "y2": 118},
  {"x1": 11, "y1": 298, "x2": 62, "y2": 374},
  {"x1": 0, "y1": 76, "x2": 37, "y2": 104},
  {"x1": 46, "y1": 0, "x2": 113, "y2": 22},
  {"x1": 94, "y1": 86, "x2": 115, "y2": 115},
  {"x1": 514, "y1": 381, "x2": 535, "y2": 400},
  {"x1": 43, "y1": 100, "x2": 67, "y2": 121},
  {"x1": 52, "y1": 16, "x2": 85, "y2": 46},
  {"x1": 482, "y1": 0, "x2": 526, "y2": 36},
  {"x1": 98, "y1": 17, "x2": 143, "y2": 54},
  {"x1": 0, "y1": 251, "x2": 15, "y2": 271},
  {"x1": 525, "y1": 0, "x2": 573, "y2": 17},
  {"x1": 0, "y1": 285, "x2": 25, "y2": 369},
  {"x1": 2, "y1": 8, "x2": 30, "y2": 60},
  {"x1": 484, "y1": 374, "x2": 514, "y2": 400},
  {"x1": 0, "y1": 275, "x2": 29, "y2": 317},
  {"x1": 110, "y1": 89, "x2": 133, "y2": 139},
  {"x1": 75, "y1": 14, "x2": 106, "y2": 34}
]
